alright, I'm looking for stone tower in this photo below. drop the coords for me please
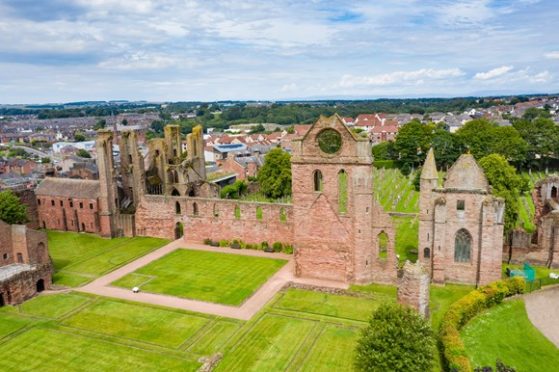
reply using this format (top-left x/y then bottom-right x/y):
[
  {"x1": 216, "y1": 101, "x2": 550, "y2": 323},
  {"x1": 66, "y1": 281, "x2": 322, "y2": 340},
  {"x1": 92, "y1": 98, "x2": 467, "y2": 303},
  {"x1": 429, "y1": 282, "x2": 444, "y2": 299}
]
[
  {"x1": 419, "y1": 152, "x2": 505, "y2": 286},
  {"x1": 418, "y1": 148, "x2": 438, "y2": 271},
  {"x1": 119, "y1": 130, "x2": 146, "y2": 208},
  {"x1": 186, "y1": 125, "x2": 206, "y2": 181},
  {"x1": 95, "y1": 130, "x2": 118, "y2": 237},
  {"x1": 291, "y1": 114, "x2": 396, "y2": 283}
]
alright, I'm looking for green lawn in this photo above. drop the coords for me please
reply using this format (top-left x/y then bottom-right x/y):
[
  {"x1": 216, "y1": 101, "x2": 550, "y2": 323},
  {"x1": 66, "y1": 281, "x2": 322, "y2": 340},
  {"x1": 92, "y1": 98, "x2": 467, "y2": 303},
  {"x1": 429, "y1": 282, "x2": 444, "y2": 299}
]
[
  {"x1": 430, "y1": 284, "x2": 474, "y2": 330},
  {"x1": 48, "y1": 231, "x2": 169, "y2": 287},
  {"x1": 462, "y1": 300, "x2": 559, "y2": 372},
  {"x1": 112, "y1": 249, "x2": 287, "y2": 306},
  {"x1": 393, "y1": 216, "x2": 419, "y2": 263}
]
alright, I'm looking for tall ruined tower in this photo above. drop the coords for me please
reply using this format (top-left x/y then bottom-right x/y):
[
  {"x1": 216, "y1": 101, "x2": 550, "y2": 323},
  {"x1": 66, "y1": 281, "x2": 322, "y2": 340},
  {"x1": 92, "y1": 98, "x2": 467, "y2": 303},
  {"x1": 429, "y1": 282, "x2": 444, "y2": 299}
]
[
  {"x1": 292, "y1": 114, "x2": 396, "y2": 283},
  {"x1": 186, "y1": 125, "x2": 206, "y2": 181},
  {"x1": 95, "y1": 130, "x2": 118, "y2": 237},
  {"x1": 418, "y1": 148, "x2": 438, "y2": 270},
  {"x1": 119, "y1": 130, "x2": 146, "y2": 208},
  {"x1": 164, "y1": 125, "x2": 182, "y2": 160}
]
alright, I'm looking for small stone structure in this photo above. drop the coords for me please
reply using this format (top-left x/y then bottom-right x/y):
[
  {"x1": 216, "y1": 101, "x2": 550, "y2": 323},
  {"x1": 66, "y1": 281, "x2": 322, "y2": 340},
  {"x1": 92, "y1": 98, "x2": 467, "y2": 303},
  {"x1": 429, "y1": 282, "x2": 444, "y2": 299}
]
[
  {"x1": 418, "y1": 149, "x2": 505, "y2": 286},
  {"x1": 0, "y1": 220, "x2": 53, "y2": 306},
  {"x1": 397, "y1": 261, "x2": 430, "y2": 318}
]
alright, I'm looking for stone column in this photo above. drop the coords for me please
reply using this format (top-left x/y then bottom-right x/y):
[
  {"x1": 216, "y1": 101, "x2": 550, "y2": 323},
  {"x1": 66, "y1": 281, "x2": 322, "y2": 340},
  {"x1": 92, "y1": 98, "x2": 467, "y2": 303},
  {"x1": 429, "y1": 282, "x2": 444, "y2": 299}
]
[{"x1": 397, "y1": 261, "x2": 430, "y2": 318}]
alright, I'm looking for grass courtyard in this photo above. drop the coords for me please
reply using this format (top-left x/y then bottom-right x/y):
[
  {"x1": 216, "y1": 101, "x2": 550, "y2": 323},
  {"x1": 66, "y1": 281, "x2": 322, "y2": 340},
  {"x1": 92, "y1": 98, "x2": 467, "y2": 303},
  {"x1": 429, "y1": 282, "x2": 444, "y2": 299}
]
[
  {"x1": 48, "y1": 231, "x2": 169, "y2": 287},
  {"x1": 111, "y1": 249, "x2": 288, "y2": 306}
]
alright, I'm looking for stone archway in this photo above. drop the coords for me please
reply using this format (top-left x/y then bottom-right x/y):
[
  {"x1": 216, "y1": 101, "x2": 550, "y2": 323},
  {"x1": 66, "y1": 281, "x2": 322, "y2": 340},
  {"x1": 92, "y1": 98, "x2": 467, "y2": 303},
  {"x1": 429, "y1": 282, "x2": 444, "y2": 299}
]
[
  {"x1": 36, "y1": 279, "x2": 45, "y2": 293},
  {"x1": 175, "y1": 222, "x2": 184, "y2": 239},
  {"x1": 0, "y1": 293, "x2": 4, "y2": 307}
]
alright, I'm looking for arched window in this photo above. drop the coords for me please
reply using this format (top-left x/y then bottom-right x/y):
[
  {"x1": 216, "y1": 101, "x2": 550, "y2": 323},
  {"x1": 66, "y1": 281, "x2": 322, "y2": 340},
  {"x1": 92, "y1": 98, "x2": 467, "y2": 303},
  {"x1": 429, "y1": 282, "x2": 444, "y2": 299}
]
[
  {"x1": 173, "y1": 170, "x2": 179, "y2": 183},
  {"x1": 454, "y1": 229, "x2": 472, "y2": 263},
  {"x1": 378, "y1": 231, "x2": 389, "y2": 260},
  {"x1": 552, "y1": 186, "x2": 558, "y2": 200},
  {"x1": 193, "y1": 202, "x2": 199, "y2": 216},
  {"x1": 338, "y1": 169, "x2": 347, "y2": 213},
  {"x1": 171, "y1": 188, "x2": 180, "y2": 196},
  {"x1": 280, "y1": 208, "x2": 287, "y2": 222},
  {"x1": 424, "y1": 247, "x2": 431, "y2": 259},
  {"x1": 234, "y1": 205, "x2": 241, "y2": 219},
  {"x1": 256, "y1": 206, "x2": 263, "y2": 220},
  {"x1": 313, "y1": 170, "x2": 323, "y2": 192},
  {"x1": 175, "y1": 201, "x2": 181, "y2": 214},
  {"x1": 175, "y1": 222, "x2": 184, "y2": 239}
]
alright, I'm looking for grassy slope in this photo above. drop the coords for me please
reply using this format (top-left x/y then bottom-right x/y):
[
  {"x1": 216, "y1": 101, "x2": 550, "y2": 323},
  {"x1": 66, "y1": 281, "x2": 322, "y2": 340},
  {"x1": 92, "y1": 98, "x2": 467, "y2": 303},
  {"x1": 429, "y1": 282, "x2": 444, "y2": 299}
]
[
  {"x1": 461, "y1": 300, "x2": 559, "y2": 372},
  {"x1": 48, "y1": 231, "x2": 169, "y2": 287},
  {"x1": 111, "y1": 249, "x2": 287, "y2": 306}
]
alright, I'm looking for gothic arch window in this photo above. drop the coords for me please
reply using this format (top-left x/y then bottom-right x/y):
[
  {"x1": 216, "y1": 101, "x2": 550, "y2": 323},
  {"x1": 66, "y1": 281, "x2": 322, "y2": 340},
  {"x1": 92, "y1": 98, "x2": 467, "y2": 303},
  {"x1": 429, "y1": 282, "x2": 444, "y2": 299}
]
[
  {"x1": 175, "y1": 201, "x2": 181, "y2": 214},
  {"x1": 192, "y1": 202, "x2": 199, "y2": 216},
  {"x1": 313, "y1": 170, "x2": 323, "y2": 192},
  {"x1": 234, "y1": 204, "x2": 241, "y2": 219},
  {"x1": 552, "y1": 186, "x2": 558, "y2": 200},
  {"x1": 213, "y1": 203, "x2": 219, "y2": 217},
  {"x1": 280, "y1": 208, "x2": 287, "y2": 222},
  {"x1": 171, "y1": 188, "x2": 180, "y2": 196},
  {"x1": 338, "y1": 169, "x2": 348, "y2": 213},
  {"x1": 256, "y1": 206, "x2": 263, "y2": 220},
  {"x1": 424, "y1": 247, "x2": 431, "y2": 259},
  {"x1": 378, "y1": 231, "x2": 389, "y2": 260},
  {"x1": 454, "y1": 228, "x2": 472, "y2": 263}
]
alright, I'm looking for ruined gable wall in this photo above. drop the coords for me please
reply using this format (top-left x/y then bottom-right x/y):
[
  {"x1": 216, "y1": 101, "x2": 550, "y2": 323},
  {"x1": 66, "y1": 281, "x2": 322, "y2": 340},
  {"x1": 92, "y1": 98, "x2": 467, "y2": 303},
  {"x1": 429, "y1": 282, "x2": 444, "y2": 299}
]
[
  {"x1": 0, "y1": 221, "x2": 14, "y2": 265},
  {"x1": 36, "y1": 195, "x2": 101, "y2": 233}
]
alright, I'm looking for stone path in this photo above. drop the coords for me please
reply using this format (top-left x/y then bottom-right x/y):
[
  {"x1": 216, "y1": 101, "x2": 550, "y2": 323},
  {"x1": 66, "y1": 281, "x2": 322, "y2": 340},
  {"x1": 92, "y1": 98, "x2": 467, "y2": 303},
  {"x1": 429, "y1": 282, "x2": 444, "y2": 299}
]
[
  {"x1": 79, "y1": 239, "x2": 347, "y2": 320},
  {"x1": 524, "y1": 285, "x2": 559, "y2": 348}
]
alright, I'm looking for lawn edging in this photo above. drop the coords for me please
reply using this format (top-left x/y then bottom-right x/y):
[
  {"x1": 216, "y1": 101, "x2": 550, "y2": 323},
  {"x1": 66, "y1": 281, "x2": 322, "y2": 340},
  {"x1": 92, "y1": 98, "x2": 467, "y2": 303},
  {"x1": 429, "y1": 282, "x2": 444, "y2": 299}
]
[{"x1": 439, "y1": 277, "x2": 526, "y2": 372}]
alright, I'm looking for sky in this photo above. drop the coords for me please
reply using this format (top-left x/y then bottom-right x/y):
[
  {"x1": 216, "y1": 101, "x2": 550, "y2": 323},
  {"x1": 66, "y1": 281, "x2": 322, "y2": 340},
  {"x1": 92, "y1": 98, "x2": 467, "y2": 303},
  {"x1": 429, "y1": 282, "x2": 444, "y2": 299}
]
[{"x1": 0, "y1": 0, "x2": 558, "y2": 103}]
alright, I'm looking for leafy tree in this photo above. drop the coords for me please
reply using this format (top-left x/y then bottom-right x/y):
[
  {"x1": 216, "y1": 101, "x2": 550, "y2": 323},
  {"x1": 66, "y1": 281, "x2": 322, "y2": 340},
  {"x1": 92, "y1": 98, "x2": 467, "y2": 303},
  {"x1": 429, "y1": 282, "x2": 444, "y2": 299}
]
[
  {"x1": 372, "y1": 141, "x2": 397, "y2": 161},
  {"x1": 74, "y1": 133, "x2": 86, "y2": 142},
  {"x1": 220, "y1": 180, "x2": 248, "y2": 199},
  {"x1": 76, "y1": 149, "x2": 91, "y2": 158},
  {"x1": 431, "y1": 128, "x2": 464, "y2": 169},
  {"x1": 456, "y1": 119, "x2": 496, "y2": 159},
  {"x1": 355, "y1": 303, "x2": 435, "y2": 372},
  {"x1": 522, "y1": 107, "x2": 551, "y2": 121},
  {"x1": 249, "y1": 123, "x2": 266, "y2": 134},
  {"x1": 512, "y1": 117, "x2": 559, "y2": 162},
  {"x1": 94, "y1": 119, "x2": 106, "y2": 130},
  {"x1": 0, "y1": 190, "x2": 27, "y2": 225},
  {"x1": 41, "y1": 157, "x2": 51, "y2": 164},
  {"x1": 121, "y1": 118, "x2": 128, "y2": 126},
  {"x1": 490, "y1": 126, "x2": 528, "y2": 163},
  {"x1": 257, "y1": 148, "x2": 292, "y2": 199},
  {"x1": 479, "y1": 154, "x2": 529, "y2": 234},
  {"x1": 394, "y1": 119, "x2": 433, "y2": 166}
]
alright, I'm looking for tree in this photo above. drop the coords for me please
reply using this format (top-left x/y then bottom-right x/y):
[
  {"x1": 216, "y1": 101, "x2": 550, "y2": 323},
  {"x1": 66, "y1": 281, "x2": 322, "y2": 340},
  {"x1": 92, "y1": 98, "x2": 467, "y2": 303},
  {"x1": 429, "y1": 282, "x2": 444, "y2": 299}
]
[
  {"x1": 249, "y1": 123, "x2": 266, "y2": 134},
  {"x1": 490, "y1": 126, "x2": 528, "y2": 163},
  {"x1": 479, "y1": 154, "x2": 528, "y2": 234},
  {"x1": 74, "y1": 133, "x2": 86, "y2": 142},
  {"x1": 355, "y1": 303, "x2": 435, "y2": 372},
  {"x1": 94, "y1": 119, "x2": 106, "y2": 130},
  {"x1": 0, "y1": 190, "x2": 27, "y2": 225},
  {"x1": 257, "y1": 148, "x2": 292, "y2": 199},
  {"x1": 372, "y1": 141, "x2": 397, "y2": 161},
  {"x1": 121, "y1": 118, "x2": 128, "y2": 126},
  {"x1": 456, "y1": 119, "x2": 496, "y2": 159},
  {"x1": 431, "y1": 128, "x2": 464, "y2": 169},
  {"x1": 76, "y1": 149, "x2": 91, "y2": 158},
  {"x1": 394, "y1": 120, "x2": 433, "y2": 166},
  {"x1": 513, "y1": 117, "x2": 559, "y2": 163},
  {"x1": 41, "y1": 157, "x2": 51, "y2": 164},
  {"x1": 220, "y1": 180, "x2": 248, "y2": 199}
]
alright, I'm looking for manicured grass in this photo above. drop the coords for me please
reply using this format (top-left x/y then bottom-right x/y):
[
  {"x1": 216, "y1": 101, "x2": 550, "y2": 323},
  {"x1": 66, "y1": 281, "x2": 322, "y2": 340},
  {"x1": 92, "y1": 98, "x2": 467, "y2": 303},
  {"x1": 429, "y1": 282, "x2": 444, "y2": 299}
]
[
  {"x1": 300, "y1": 325, "x2": 360, "y2": 372},
  {"x1": 48, "y1": 231, "x2": 169, "y2": 287},
  {"x1": 430, "y1": 284, "x2": 474, "y2": 330},
  {"x1": 502, "y1": 263, "x2": 559, "y2": 287},
  {"x1": 186, "y1": 320, "x2": 241, "y2": 355},
  {"x1": 462, "y1": 300, "x2": 559, "y2": 372},
  {"x1": 393, "y1": 216, "x2": 419, "y2": 262},
  {"x1": 0, "y1": 327, "x2": 200, "y2": 371},
  {"x1": 111, "y1": 249, "x2": 287, "y2": 306},
  {"x1": 63, "y1": 299, "x2": 210, "y2": 348},
  {"x1": 0, "y1": 313, "x2": 33, "y2": 339},
  {"x1": 18, "y1": 293, "x2": 91, "y2": 319},
  {"x1": 216, "y1": 314, "x2": 317, "y2": 371},
  {"x1": 273, "y1": 288, "x2": 381, "y2": 322}
]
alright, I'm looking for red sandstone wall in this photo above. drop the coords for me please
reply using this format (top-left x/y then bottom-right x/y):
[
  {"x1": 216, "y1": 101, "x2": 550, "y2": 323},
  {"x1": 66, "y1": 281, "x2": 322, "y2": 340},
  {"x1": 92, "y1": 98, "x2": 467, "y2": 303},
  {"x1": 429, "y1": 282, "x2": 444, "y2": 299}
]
[{"x1": 36, "y1": 195, "x2": 100, "y2": 233}]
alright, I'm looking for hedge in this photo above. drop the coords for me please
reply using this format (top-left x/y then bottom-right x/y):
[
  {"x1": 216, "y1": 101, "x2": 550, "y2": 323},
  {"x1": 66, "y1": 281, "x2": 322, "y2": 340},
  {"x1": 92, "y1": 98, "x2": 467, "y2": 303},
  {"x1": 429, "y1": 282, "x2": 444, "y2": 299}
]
[
  {"x1": 202, "y1": 238, "x2": 294, "y2": 254},
  {"x1": 439, "y1": 277, "x2": 526, "y2": 372}
]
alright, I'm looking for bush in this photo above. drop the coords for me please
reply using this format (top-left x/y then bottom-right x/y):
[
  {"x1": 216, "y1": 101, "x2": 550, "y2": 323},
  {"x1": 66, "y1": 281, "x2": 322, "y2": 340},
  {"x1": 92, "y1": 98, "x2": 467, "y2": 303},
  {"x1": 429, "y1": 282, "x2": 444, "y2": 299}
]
[
  {"x1": 219, "y1": 239, "x2": 230, "y2": 247},
  {"x1": 203, "y1": 238, "x2": 213, "y2": 245},
  {"x1": 272, "y1": 242, "x2": 283, "y2": 253},
  {"x1": 231, "y1": 239, "x2": 241, "y2": 249},
  {"x1": 210, "y1": 240, "x2": 220, "y2": 247},
  {"x1": 440, "y1": 278, "x2": 526, "y2": 372},
  {"x1": 355, "y1": 303, "x2": 435, "y2": 372},
  {"x1": 261, "y1": 241, "x2": 272, "y2": 252},
  {"x1": 283, "y1": 244, "x2": 294, "y2": 254}
]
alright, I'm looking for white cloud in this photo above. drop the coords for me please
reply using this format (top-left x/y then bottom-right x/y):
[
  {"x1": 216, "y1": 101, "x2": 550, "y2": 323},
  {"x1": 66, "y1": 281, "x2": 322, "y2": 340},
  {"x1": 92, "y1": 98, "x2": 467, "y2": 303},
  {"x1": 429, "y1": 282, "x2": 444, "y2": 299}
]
[
  {"x1": 545, "y1": 51, "x2": 559, "y2": 59},
  {"x1": 474, "y1": 65, "x2": 514, "y2": 80},
  {"x1": 339, "y1": 68, "x2": 465, "y2": 88},
  {"x1": 98, "y1": 52, "x2": 177, "y2": 70}
]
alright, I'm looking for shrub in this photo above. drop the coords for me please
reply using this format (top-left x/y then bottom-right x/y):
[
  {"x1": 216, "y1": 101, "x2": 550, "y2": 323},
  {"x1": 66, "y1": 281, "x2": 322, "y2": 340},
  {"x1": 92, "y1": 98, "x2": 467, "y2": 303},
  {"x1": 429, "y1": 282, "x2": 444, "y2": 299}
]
[
  {"x1": 283, "y1": 244, "x2": 294, "y2": 254},
  {"x1": 261, "y1": 241, "x2": 272, "y2": 252},
  {"x1": 440, "y1": 278, "x2": 526, "y2": 372},
  {"x1": 272, "y1": 242, "x2": 283, "y2": 253},
  {"x1": 355, "y1": 303, "x2": 435, "y2": 372},
  {"x1": 219, "y1": 239, "x2": 230, "y2": 247},
  {"x1": 203, "y1": 238, "x2": 213, "y2": 245},
  {"x1": 231, "y1": 239, "x2": 241, "y2": 249}
]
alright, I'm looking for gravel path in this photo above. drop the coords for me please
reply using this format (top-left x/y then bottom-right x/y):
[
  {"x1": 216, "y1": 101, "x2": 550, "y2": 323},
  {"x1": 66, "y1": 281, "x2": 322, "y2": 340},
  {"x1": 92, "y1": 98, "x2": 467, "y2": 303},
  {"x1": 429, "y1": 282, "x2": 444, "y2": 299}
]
[
  {"x1": 79, "y1": 239, "x2": 348, "y2": 320},
  {"x1": 524, "y1": 285, "x2": 559, "y2": 348}
]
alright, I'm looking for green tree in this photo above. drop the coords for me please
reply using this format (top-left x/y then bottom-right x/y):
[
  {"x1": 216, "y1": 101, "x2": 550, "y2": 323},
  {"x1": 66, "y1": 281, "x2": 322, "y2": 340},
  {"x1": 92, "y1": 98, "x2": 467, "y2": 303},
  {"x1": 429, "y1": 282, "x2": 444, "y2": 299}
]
[
  {"x1": 371, "y1": 141, "x2": 396, "y2": 161},
  {"x1": 355, "y1": 303, "x2": 435, "y2": 372},
  {"x1": 0, "y1": 190, "x2": 27, "y2": 225},
  {"x1": 490, "y1": 126, "x2": 528, "y2": 163},
  {"x1": 249, "y1": 123, "x2": 266, "y2": 134},
  {"x1": 431, "y1": 128, "x2": 464, "y2": 169},
  {"x1": 121, "y1": 118, "x2": 128, "y2": 126},
  {"x1": 220, "y1": 180, "x2": 248, "y2": 199},
  {"x1": 76, "y1": 149, "x2": 91, "y2": 158},
  {"x1": 94, "y1": 118, "x2": 106, "y2": 130},
  {"x1": 74, "y1": 133, "x2": 86, "y2": 142},
  {"x1": 257, "y1": 148, "x2": 292, "y2": 199},
  {"x1": 456, "y1": 119, "x2": 496, "y2": 159},
  {"x1": 41, "y1": 157, "x2": 51, "y2": 164},
  {"x1": 513, "y1": 117, "x2": 559, "y2": 162},
  {"x1": 479, "y1": 154, "x2": 528, "y2": 234},
  {"x1": 394, "y1": 119, "x2": 433, "y2": 166}
]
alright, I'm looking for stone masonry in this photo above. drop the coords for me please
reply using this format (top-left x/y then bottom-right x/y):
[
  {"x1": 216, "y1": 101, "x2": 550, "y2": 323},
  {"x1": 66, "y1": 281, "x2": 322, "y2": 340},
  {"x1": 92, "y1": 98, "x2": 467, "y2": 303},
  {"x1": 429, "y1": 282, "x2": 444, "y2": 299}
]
[{"x1": 397, "y1": 261, "x2": 430, "y2": 318}]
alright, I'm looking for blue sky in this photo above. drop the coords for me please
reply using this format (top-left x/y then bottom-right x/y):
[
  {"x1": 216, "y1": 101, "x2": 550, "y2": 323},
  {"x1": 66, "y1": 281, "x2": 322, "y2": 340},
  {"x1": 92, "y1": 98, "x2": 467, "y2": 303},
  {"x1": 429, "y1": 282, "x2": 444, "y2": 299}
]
[{"x1": 0, "y1": 0, "x2": 558, "y2": 103}]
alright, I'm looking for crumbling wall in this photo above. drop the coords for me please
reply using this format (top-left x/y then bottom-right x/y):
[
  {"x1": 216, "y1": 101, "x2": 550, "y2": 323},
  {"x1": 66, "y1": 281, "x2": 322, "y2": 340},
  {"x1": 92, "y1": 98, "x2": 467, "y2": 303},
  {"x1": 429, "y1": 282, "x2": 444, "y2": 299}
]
[{"x1": 397, "y1": 261, "x2": 430, "y2": 318}]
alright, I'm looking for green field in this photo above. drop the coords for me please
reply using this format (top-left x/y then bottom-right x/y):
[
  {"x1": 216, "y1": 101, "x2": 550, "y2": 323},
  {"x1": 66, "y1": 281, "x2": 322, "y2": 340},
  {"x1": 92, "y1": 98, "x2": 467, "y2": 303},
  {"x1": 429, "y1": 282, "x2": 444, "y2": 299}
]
[
  {"x1": 48, "y1": 231, "x2": 169, "y2": 287},
  {"x1": 461, "y1": 300, "x2": 559, "y2": 372},
  {"x1": 112, "y1": 249, "x2": 287, "y2": 306}
]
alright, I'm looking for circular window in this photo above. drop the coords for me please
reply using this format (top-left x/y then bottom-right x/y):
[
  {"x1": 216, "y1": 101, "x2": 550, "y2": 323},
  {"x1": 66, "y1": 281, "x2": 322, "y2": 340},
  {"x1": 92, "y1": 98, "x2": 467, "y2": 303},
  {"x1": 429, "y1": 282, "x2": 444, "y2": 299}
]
[{"x1": 317, "y1": 129, "x2": 342, "y2": 154}]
